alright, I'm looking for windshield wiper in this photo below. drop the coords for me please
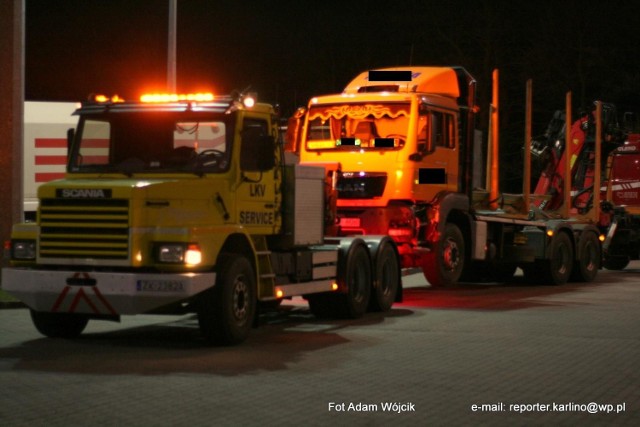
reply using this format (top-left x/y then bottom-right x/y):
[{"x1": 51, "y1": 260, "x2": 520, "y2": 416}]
[{"x1": 116, "y1": 158, "x2": 146, "y2": 177}]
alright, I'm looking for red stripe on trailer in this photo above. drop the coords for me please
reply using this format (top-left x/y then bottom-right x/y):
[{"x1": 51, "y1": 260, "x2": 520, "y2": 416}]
[
  {"x1": 35, "y1": 138, "x2": 67, "y2": 148},
  {"x1": 36, "y1": 172, "x2": 65, "y2": 183},
  {"x1": 34, "y1": 138, "x2": 109, "y2": 148},
  {"x1": 81, "y1": 139, "x2": 110, "y2": 148},
  {"x1": 35, "y1": 155, "x2": 67, "y2": 165},
  {"x1": 81, "y1": 156, "x2": 109, "y2": 164}
]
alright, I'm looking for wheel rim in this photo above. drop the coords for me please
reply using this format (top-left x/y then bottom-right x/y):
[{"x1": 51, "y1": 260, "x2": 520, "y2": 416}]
[
  {"x1": 443, "y1": 238, "x2": 461, "y2": 271},
  {"x1": 232, "y1": 276, "x2": 249, "y2": 321},
  {"x1": 584, "y1": 240, "x2": 598, "y2": 272},
  {"x1": 379, "y1": 260, "x2": 393, "y2": 297},
  {"x1": 379, "y1": 247, "x2": 398, "y2": 297},
  {"x1": 555, "y1": 241, "x2": 570, "y2": 275},
  {"x1": 352, "y1": 260, "x2": 368, "y2": 303}
]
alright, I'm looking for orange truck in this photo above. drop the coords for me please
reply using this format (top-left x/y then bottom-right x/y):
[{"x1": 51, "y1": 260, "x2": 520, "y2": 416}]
[{"x1": 289, "y1": 67, "x2": 602, "y2": 286}]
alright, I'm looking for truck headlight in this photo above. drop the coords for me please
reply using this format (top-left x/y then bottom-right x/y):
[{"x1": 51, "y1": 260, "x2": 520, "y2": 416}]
[
  {"x1": 156, "y1": 243, "x2": 202, "y2": 266},
  {"x1": 12, "y1": 239, "x2": 36, "y2": 260}
]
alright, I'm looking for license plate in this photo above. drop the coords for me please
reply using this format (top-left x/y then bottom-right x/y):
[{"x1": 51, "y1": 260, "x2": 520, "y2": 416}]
[{"x1": 340, "y1": 217, "x2": 361, "y2": 228}]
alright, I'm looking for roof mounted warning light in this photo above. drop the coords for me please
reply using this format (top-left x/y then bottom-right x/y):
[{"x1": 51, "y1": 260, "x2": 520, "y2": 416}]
[
  {"x1": 94, "y1": 94, "x2": 125, "y2": 103},
  {"x1": 140, "y1": 93, "x2": 214, "y2": 103}
]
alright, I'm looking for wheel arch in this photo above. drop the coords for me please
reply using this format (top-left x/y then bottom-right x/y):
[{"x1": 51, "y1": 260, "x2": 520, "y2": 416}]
[
  {"x1": 432, "y1": 191, "x2": 470, "y2": 234},
  {"x1": 336, "y1": 237, "x2": 372, "y2": 283},
  {"x1": 420, "y1": 191, "x2": 470, "y2": 249},
  {"x1": 219, "y1": 233, "x2": 257, "y2": 275},
  {"x1": 445, "y1": 209, "x2": 473, "y2": 263}
]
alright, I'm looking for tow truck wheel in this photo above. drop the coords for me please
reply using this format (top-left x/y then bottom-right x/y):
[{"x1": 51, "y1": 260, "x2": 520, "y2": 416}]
[
  {"x1": 423, "y1": 223, "x2": 465, "y2": 287},
  {"x1": 307, "y1": 293, "x2": 338, "y2": 318},
  {"x1": 369, "y1": 238, "x2": 400, "y2": 312},
  {"x1": 308, "y1": 242, "x2": 372, "y2": 319},
  {"x1": 197, "y1": 254, "x2": 256, "y2": 345},
  {"x1": 570, "y1": 232, "x2": 600, "y2": 282},
  {"x1": 541, "y1": 231, "x2": 574, "y2": 285},
  {"x1": 30, "y1": 310, "x2": 88, "y2": 338},
  {"x1": 336, "y1": 241, "x2": 372, "y2": 318}
]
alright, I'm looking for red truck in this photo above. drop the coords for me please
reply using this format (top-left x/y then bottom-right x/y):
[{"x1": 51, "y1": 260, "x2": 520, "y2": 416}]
[{"x1": 531, "y1": 102, "x2": 640, "y2": 270}]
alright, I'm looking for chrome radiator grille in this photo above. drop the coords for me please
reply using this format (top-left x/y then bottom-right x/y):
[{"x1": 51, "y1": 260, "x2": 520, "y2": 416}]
[{"x1": 38, "y1": 198, "x2": 130, "y2": 260}]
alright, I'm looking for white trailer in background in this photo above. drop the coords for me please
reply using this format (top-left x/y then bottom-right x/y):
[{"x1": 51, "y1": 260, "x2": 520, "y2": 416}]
[{"x1": 23, "y1": 102, "x2": 77, "y2": 220}]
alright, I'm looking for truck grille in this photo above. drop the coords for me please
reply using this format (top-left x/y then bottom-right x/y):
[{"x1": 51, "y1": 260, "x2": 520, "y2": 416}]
[
  {"x1": 337, "y1": 172, "x2": 387, "y2": 199},
  {"x1": 39, "y1": 198, "x2": 130, "y2": 260}
]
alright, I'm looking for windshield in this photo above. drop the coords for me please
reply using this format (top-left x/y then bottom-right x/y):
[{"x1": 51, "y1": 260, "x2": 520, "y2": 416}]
[
  {"x1": 305, "y1": 103, "x2": 410, "y2": 150},
  {"x1": 69, "y1": 112, "x2": 233, "y2": 174}
]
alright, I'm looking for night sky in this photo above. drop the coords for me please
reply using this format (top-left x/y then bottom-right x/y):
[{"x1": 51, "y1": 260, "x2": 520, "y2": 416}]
[{"x1": 25, "y1": 0, "x2": 640, "y2": 188}]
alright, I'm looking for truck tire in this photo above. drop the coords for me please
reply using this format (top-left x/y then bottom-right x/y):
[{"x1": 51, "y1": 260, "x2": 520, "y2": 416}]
[
  {"x1": 540, "y1": 231, "x2": 574, "y2": 285},
  {"x1": 336, "y1": 240, "x2": 372, "y2": 318},
  {"x1": 423, "y1": 223, "x2": 465, "y2": 287},
  {"x1": 307, "y1": 293, "x2": 338, "y2": 318},
  {"x1": 570, "y1": 232, "x2": 600, "y2": 282},
  {"x1": 308, "y1": 240, "x2": 372, "y2": 319},
  {"x1": 197, "y1": 254, "x2": 256, "y2": 345},
  {"x1": 30, "y1": 309, "x2": 88, "y2": 338},
  {"x1": 368, "y1": 237, "x2": 400, "y2": 312}
]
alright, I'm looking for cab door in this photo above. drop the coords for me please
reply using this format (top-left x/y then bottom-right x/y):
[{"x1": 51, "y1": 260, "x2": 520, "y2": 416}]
[
  {"x1": 236, "y1": 117, "x2": 279, "y2": 234},
  {"x1": 414, "y1": 108, "x2": 459, "y2": 202}
]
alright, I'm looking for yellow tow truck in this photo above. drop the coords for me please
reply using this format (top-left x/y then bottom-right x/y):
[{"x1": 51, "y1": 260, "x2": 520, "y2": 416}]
[{"x1": 2, "y1": 90, "x2": 401, "y2": 345}]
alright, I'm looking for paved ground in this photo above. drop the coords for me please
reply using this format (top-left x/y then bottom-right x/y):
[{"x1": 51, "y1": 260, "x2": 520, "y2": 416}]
[{"x1": 0, "y1": 265, "x2": 639, "y2": 426}]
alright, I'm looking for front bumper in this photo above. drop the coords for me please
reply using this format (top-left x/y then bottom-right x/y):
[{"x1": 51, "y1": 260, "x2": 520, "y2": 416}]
[{"x1": 1, "y1": 268, "x2": 216, "y2": 315}]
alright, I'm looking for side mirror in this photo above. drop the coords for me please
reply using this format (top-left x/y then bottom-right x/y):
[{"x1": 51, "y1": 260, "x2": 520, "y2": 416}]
[
  {"x1": 66, "y1": 128, "x2": 75, "y2": 166},
  {"x1": 241, "y1": 132, "x2": 276, "y2": 171},
  {"x1": 284, "y1": 107, "x2": 307, "y2": 154},
  {"x1": 66, "y1": 128, "x2": 75, "y2": 151},
  {"x1": 409, "y1": 152, "x2": 423, "y2": 162},
  {"x1": 409, "y1": 140, "x2": 434, "y2": 162}
]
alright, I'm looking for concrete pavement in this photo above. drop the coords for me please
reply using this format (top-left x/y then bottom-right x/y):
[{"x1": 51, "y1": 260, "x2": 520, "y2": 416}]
[{"x1": 0, "y1": 266, "x2": 639, "y2": 426}]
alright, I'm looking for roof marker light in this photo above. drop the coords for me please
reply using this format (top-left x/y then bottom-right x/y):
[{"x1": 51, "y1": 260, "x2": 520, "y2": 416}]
[
  {"x1": 94, "y1": 94, "x2": 125, "y2": 103},
  {"x1": 242, "y1": 95, "x2": 256, "y2": 108},
  {"x1": 140, "y1": 93, "x2": 214, "y2": 103}
]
